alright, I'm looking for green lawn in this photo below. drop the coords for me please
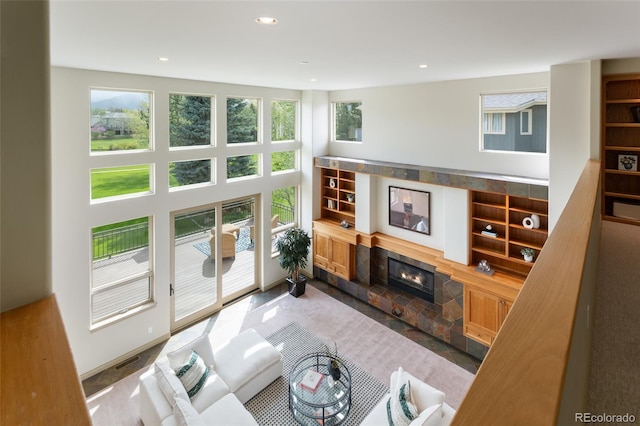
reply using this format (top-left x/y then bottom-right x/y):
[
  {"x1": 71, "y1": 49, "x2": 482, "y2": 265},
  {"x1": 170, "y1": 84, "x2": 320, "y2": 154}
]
[
  {"x1": 91, "y1": 136, "x2": 148, "y2": 152},
  {"x1": 91, "y1": 165, "x2": 150, "y2": 199}
]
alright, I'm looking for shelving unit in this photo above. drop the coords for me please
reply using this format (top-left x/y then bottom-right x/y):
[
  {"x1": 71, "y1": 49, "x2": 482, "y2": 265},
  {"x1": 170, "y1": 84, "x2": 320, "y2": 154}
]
[
  {"x1": 601, "y1": 74, "x2": 640, "y2": 225},
  {"x1": 320, "y1": 167, "x2": 356, "y2": 226},
  {"x1": 470, "y1": 191, "x2": 548, "y2": 279}
]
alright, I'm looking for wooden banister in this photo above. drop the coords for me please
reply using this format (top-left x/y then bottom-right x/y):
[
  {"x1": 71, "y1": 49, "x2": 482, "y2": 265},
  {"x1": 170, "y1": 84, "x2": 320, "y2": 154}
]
[
  {"x1": 452, "y1": 160, "x2": 601, "y2": 425},
  {"x1": 1, "y1": 295, "x2": 91, "y2": 425}
]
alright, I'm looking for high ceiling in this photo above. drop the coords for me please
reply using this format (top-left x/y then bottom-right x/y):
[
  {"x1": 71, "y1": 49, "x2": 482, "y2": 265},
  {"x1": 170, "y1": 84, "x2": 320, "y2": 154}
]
[{"x1": 50, "y1": 1, "x2": 640, "y2": 91}]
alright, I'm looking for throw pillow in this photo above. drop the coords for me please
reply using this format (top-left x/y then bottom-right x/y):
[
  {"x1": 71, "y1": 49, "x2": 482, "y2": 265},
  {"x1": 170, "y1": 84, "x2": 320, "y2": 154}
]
[
  {"x1": 409, "y1": 404, "x2": 443, "y2": 426},
  {"x1": 173, "y1": 396, "x2": 206, "y2": 426},
  {"x1": 154, "y1": 362, "x2": 189, "y2": 403},
  {"x1": 387, "y1": 373, "x2": 419, "y2": 426},
  {"x1": 167, "y1": 334, "x2": 215, "y2": 369},
  {"x1": 173, "y1": 350, "x2": 210, "y2": 399}
]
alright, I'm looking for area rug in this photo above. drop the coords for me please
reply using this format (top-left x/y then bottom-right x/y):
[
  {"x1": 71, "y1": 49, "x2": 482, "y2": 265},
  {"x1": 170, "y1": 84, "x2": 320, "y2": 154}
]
[
  {"x1": 85, "y1": 284, "x2": 473, "y2": 426},
  {"x1": 193, "y1": 227, "x2": 253, "y2": 256},
  {"x1": 245, "y1": 321, "x2": 388, "y2": 425}
]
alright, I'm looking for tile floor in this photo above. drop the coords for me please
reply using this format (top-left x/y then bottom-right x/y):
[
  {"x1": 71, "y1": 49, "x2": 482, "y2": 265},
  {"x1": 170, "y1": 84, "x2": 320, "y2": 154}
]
[{"x1": 82, "y1": 280, "x2": 481, "y2": 397}]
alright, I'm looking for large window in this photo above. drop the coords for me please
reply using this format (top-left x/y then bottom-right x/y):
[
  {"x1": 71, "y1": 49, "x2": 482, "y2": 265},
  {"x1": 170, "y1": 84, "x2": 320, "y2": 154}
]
[
  {"x1": 272, "y1": 150, "x2": 296, "y2": 173},
  {"x1": 90, "y1": 89, "x2": 150, "y2": 153},
  {"x1": 169, "y1": 94, "x2": 213, "y2": 148},
  {"x1": 91, "y1": 164, "x2": 152, "y2": 200},
  {"x1": 169, "y1": 159, "x2": 212, "y2": 188},
  {"x1": 271, "y1": 186, "x2": 297, "y2": 253},
  {"x1": 227, "y1": 154, "x2": 259, "y2": 180},
  {"x1": 227, "y1": 97, "x2": 259, "y2": 144},
  {"x1": 271, "y1": 100, "x2": 297, "y2": 142},
  {"x1": 481, "y1": 91, "x2": 547, "y2": 153},
  {"x1": 332, "y1": 101, "x2": 362, "y2": 142},
  {"x1": 91, "y1": 216, "x2": 153, "y2": 326}
]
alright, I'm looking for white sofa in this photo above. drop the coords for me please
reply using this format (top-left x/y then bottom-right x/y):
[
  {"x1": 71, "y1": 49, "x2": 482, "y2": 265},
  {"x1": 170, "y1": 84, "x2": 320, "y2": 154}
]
[
  {"x1": 139, "y1": 329, "x2": 282, "y2": 426},
  {"x1": 361, "y1": 368, "x2": 456, "y2": 426}
]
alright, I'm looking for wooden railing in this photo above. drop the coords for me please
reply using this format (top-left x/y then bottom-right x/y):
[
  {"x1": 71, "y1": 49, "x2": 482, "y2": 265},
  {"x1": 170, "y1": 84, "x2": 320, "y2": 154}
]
[
  {"x1": 1, "y1": 295, "x2": 91, "y2": 425},
  {"x1": 453, "y1": 160, "x2": 601, "y2": 425}
]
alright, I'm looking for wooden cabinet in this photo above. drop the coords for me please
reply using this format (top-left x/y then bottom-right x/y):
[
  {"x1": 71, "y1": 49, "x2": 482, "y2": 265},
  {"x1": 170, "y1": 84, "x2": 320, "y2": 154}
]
[
  {"x1": 463, "y1": 283, "x2": 514, "y2": 346},
  {"x1": 320, "y1": 168, "x2": 356, "y2": 226},
  {"x1": 601, "y1": 74, "x2": 640, "y2": 225},
  {"x1": 470, "y1": 191, "x2": 548, "y2": 279},
  {"x1": 313, "y1": 227, "x2": 355, "y2": 280}
]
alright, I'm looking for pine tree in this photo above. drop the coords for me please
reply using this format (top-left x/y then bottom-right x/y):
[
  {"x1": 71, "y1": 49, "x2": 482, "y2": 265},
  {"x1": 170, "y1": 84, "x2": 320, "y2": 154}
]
[{"x1": 171, "y1": 96, "x2": 211, "y2": 185}]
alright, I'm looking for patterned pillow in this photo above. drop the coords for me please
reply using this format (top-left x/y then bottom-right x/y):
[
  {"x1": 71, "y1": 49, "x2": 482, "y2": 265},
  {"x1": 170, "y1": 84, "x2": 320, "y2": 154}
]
[
  {"x1": 387, "y1": 375, "x2": 419, "y2": 426},
  {"x1": 172, "y1": 350, "x2": 210, "y2": 399}
]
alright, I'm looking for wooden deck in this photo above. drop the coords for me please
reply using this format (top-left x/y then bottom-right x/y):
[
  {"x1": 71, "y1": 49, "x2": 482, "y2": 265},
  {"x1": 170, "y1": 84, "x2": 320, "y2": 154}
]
[{"x1": 92, "y1": 227, "x2": 257, "y2": 323}]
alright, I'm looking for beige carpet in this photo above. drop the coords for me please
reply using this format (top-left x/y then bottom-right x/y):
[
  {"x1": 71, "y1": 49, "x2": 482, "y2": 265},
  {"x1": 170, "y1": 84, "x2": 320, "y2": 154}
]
[
  {"x1": 87, "y1": 284, "x2": 474, "y2": 425},
  {"x1": 588, "y1": 221, "x2": 640, "y2": 416}
]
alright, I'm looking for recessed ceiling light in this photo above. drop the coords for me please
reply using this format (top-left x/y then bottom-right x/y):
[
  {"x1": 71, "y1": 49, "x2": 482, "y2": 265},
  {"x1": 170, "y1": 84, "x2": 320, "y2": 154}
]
[
  {"x1": 158, "y1": 57, "x2": 169, "y2": 62},
  {"x1": 310, "y1": 78, "x2": 317, "y2": 82},
  {"x1": 299, "y1": 61, "x2": 310, "y2": 65},
  {"x1": 256, "y1": 17, "x2": 278, "y2": 25},
  {"x1": 418, "y1": 64, "x2": 428, "y2": 69}
]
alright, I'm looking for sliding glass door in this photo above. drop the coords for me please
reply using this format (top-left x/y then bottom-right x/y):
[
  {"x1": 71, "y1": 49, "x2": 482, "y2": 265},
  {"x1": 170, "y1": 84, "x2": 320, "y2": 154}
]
[
  {"x1": 171, "y1": 205, "x2": 220, "y2": 331},
  {"x1": 170, "y1": 197, "x2": 257, "y2": 331},
  {"x1": 221, "y1": 197, "x2": 257, "y2": 300}
]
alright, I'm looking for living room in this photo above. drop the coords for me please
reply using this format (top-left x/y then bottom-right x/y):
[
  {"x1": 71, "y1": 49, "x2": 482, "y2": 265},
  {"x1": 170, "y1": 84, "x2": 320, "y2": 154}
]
[{"x1": 2, "y1": 1, "x2": 640, "y2": 425}]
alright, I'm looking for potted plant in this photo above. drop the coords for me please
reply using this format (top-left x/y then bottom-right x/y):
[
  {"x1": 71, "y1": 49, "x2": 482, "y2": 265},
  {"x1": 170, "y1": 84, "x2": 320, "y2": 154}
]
[
  {"x1": 324, "y1": 342, "x2": 344, "y2": 380},
  {"x1": 520, "y1": 247, "x2": 535, "y2": 262},
  {"x1": 275, "y1": 227, "x2": 311, "y2": 297}
]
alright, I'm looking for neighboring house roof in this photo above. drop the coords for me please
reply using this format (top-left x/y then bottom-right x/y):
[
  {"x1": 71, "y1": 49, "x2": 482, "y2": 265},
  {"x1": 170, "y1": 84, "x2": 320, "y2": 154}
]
[{"x1": 483, "y1": 92, "x2": 547, "y2": 113}]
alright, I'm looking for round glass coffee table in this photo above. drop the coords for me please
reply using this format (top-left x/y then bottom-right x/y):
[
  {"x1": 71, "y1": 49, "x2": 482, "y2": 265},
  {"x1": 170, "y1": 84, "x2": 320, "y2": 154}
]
[{"x1": 289, "y1": 353, "x2": 352, "y2": 425}]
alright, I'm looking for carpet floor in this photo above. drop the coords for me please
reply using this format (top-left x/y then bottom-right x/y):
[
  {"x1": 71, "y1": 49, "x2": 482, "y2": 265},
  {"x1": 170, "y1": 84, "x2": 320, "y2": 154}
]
[
  {"x1": 245, "y1": 322, "x2": 388, "y2": 425},
  {"x1": 86, "y1": 285, "x2": 473, "y2": 425}
]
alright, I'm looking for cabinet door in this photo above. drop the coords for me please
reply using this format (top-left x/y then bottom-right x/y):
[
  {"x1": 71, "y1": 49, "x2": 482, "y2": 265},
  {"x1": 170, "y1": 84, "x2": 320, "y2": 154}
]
[
  {"x1": 313, "y1": 231, "x2": 331, "y2": 269},
  {"x1": 464, "y1": 286, "x2": 501, "y2": 346},
  {"x1": 329, "y1": 237, "x2": 355, "y2": 280},
  {"x1": 499, "y1": 298, "x2": 513, "y2": 325}
]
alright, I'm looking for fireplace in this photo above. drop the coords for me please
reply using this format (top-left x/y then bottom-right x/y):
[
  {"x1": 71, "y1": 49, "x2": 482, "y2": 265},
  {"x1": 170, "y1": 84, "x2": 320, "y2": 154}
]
[{"x1": 388, "y1": 258, "x2": 434, "y2": 303}]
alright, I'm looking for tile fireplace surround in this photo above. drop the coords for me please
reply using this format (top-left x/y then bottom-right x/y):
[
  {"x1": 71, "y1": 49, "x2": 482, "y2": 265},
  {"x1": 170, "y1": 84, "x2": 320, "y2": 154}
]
[{"x1": 314, "y1": 247, "x2": 489, "y2": 361}]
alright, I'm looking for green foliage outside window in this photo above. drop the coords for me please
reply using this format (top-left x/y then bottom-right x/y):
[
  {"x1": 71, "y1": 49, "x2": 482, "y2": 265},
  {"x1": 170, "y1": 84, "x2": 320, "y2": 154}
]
[
  {"x1": 271, "y1": 100, "x2": 296, "y2": 141},
  {"x1": 227, "y1": 97, "x2": 258, "y2": 144},
  {"x1": 334, "y1": 101, "x2": 362, "y2": 142}
]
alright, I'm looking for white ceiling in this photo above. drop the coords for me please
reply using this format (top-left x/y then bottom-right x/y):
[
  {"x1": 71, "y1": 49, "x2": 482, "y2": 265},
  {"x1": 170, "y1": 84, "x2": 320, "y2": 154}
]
[{"x1": 49, "y1": 1, "x2": 640, "y2": 91}]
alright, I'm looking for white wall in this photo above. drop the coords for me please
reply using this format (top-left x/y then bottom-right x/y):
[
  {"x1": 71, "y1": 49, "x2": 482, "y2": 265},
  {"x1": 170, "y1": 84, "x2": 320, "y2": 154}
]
[
  {"x1": 51, "y1": 67, "x2": 302, "y2": 375},
  {"x1": 548, "y1": 61, "x2": 600, "y2": 230},
  {"x1": 328, "y1": 72, "x2": 550, "y2": 179},
  {"x1": 1, "y1": 0, "x2": 51, "y2": 312}
]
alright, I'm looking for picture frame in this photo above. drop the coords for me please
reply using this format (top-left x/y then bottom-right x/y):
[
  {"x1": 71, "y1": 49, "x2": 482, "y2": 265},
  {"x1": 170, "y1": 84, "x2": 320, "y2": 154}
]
[
  {"x1": 388, "y1": 186, "x2": 430, "y2": 235},
  {"x1": 618, "y1": 154, "x2": 637, "y2": 171}
]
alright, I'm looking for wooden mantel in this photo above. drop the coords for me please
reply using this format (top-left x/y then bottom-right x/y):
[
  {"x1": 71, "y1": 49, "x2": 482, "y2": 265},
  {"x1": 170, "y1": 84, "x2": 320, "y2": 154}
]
[{"x1": 1, "y1": 295, "x2": 91, "y2": 425}]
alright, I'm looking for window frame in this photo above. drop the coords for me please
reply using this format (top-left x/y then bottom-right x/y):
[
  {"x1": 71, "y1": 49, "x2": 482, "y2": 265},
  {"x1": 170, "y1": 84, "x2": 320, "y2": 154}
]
[
  {"x1": 90, "y1": 88, "x2": 153, "y2": 156},
  {"x1": 520, "y1": 109, "x2": 532, "y2": 135},
  {"x1": 331, "y1": 100, "x2": 363, "y2": 143},
  {"x1": 226, "y1": 96, "x2": 261, "y2": 145},
  {"x1": 271, "y1": 99, "x2": 299, "y2": 143},
  {"x1": 483, "y1": 112, "x2": 506, "y2": 135},
  {"x1": 90, "y1": 216, "x2": 155, "y2": 329},
  {"x1": 271, "y1": 185, "x2": 299, "y2": 255}
]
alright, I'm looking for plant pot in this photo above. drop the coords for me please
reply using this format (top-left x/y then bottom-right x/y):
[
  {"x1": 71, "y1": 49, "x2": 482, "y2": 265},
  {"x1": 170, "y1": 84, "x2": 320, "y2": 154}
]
[
  {"x1": 327, "y1": 359, "x2": 341, "y2": 380},
  {"x1": 524, "y1": 254, "x2": 534, "y2": 263},
  {"x1": 286, "y1": 275, "x2": 307, "y2": 297}
]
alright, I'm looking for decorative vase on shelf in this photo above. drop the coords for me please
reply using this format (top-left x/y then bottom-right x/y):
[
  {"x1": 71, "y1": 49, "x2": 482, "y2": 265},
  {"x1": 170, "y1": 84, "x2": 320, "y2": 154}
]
[
  {"x1": 524, "y1": 254, "x2": 534, "y2": 263},
  {"x1": 347, "y1": 193, "x2": 354, "y2": 202},
  {"x1": 531, "y1": 214, "x2": 540, "y2": 229}
]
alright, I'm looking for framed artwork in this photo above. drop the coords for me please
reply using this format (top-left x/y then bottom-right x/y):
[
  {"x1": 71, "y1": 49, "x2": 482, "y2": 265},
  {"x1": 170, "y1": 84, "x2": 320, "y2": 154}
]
[
  {"x1": 618, "y1": 154, "x2": 637, "y2": 171},
  {"x1": 388, "y1": 186, "x2": 430, "y2": 235}
]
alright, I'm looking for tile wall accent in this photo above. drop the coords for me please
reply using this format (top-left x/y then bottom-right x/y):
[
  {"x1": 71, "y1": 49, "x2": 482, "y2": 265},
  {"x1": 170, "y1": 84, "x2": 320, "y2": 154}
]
[{"x1": 315, "y1": 246, "x2": 489, "y2": 361}]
